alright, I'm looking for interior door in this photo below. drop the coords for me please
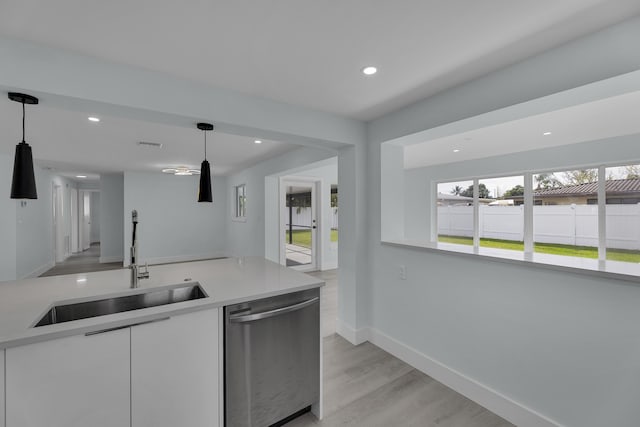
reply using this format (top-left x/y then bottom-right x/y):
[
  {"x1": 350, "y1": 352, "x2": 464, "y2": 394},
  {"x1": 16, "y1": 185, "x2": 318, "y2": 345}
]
[
  {"x1": 281, "y1": 179, "x2": 318, "y2": 271},
  {"x1": 70, "y1": 189, "x2": 79, "y2": 253},
  {"x1": 82, "y1": 191, "x2": 91, "y2": 251},
  {"x1": 53, "y1": 185, "x2": 65, "y2": 263}
]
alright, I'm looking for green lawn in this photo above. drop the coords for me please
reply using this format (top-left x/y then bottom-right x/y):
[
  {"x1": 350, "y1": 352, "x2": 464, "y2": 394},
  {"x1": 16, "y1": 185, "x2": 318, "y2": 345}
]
[
  {"x1": 285, "y1": 229, "x2": 338, "y2": 248},
  {"x1": 437, "y1": 235, "x2": 640, "y2": 263}
]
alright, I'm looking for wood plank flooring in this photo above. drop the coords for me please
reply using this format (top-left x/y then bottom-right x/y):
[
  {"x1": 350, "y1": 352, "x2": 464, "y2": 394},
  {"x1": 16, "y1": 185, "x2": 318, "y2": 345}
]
[
  {"x1": 286, "y1": 334, "x2": 514, "y2": 427},
  {"x1": 39, "y1": 243, "x2": 123, "y2": 277},
  {"x1": 294, "y1": 269, "x2": 513, "y2": 427}
]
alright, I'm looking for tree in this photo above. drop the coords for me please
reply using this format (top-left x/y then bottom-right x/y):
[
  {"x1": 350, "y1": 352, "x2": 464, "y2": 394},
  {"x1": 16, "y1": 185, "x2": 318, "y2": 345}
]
[
  {"x1": 562, "y1": 169, "x2": 597, "y2": 186},
  {"x1": 503, "y1": 185, "x2": 524, "y2": 198},
  {"x1": 625, "y1": 165, "x2": 640, "y2": 179},
  {"x1": 450, "y1": 185, "x2": 463, "y2": 196},
  {"x1": 535, "y1": 173, "x2": 562, "y2": 190},
  {"x1": 460, "y1": 183, "x2": 490, "y2": 198}
]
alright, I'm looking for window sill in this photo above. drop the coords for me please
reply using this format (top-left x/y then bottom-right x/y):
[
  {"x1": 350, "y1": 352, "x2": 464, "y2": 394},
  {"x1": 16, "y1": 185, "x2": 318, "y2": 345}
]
[{"x1": 381, "y1": 239, "x2": 640, "y2": 284}]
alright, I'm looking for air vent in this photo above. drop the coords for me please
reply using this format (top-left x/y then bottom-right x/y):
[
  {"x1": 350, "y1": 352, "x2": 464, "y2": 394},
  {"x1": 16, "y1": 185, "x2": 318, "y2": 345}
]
[{"x1": 137, "y1": 141, "x2": 163, "y2": 148}]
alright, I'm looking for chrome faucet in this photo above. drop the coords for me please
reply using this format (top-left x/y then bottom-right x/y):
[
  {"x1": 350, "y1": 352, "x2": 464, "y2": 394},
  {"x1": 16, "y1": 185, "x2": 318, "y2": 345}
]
[{"x1": 130, "y1": 210, "x2": 149, "y2": 288}]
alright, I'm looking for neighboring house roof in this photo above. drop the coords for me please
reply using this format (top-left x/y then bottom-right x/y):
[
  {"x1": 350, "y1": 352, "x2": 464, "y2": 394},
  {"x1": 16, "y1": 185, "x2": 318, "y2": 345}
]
[
  {"x1": 437, "y1": 193, "x2": 473, "y2": 201},
  {"x1": 534, "y1": 178, "x2": 640, "y2": 197}
]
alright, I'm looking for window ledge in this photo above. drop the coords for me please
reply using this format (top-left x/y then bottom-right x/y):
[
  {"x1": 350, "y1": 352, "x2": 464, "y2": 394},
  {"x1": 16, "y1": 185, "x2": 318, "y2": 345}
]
[{"x1": 381, "y1": 239, "x2": 640, "y2": 284}]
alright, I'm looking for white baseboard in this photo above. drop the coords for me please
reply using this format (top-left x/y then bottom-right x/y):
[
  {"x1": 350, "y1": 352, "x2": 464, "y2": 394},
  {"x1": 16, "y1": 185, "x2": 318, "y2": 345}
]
[
  {"x1": 336, "y1": 320, "x2": 369, "y2": 345},
  {"x1": 367, "y1": 328, "x2": 563, "y2": 427},
  {"x1": 99, "y1": 255, "x2": 124, "y2": 264},
  {"x1": 22, "y1": 261, "x2": 55, "y2": 279},
  {"x1": 132, "y1": 252, "x2": 228, "y2": 267}
]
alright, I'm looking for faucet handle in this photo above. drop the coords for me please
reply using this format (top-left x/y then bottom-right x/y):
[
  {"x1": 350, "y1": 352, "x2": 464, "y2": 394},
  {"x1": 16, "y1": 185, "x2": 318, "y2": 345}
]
[{"x1": 140, "y1": 262, "x2": 150, "y2": 279}]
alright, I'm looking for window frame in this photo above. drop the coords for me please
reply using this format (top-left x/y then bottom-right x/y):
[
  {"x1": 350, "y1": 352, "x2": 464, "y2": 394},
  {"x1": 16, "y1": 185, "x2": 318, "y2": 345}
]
[
  {"x1": 429, "y1": 163, "x2": 640, "y2": 278},
  {"x1": 232, "y1": 183, "x2": 247, "y2": 222}
]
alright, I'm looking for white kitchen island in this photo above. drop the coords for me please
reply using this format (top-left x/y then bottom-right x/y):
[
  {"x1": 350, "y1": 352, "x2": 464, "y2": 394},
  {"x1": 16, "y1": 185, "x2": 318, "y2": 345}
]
[{"x1": 0, "y1": 257, "x2": 324, "y2": 427}]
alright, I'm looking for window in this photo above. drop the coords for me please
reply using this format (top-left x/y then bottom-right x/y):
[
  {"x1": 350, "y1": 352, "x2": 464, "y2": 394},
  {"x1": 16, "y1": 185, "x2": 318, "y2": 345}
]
[
  {"x1": 479, "y1": 176, "x2": 524, "y2": 252},
  {"x1": 605, "y1": 164, "x2": 640, "y2": 264},
  {"x1": 533, "y1": 169, "x2": 598, "y2": 259},
  {"x1": 437, "y1": 180, "x2": 473, "y2": 246},
  {"x1": 234, "y1": 184, "x2": 246, "y2": 219},
  {"x1": 432, "y1": 162, "x2": 640, "y2": 275}
]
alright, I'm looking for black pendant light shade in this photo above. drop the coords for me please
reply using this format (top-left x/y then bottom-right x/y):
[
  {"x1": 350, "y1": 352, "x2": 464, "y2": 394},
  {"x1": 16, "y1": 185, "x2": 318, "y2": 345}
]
[
  {"x1": 198, "y1": 159, "x2": 212, "y2": 202},
  {"x1": 197, "y1": 122, "x2": 214, "y2": 203},
  {"x1": 9, "y1": 92, "x2": 39, "y2": 200}
]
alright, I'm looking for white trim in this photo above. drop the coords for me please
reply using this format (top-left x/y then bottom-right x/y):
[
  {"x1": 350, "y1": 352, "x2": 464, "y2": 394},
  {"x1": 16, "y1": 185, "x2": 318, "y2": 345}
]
[
  {"x1": 597, "y1": 166, "x2": 606, "y2": 261},
  {"x1": 336, "y1": 319, "x2": 369, "y2": 345},
  {"x1": 321, "y1": 261, "x2": 338, "y2": 271},
  {"x1": 99, "y1": 255, "x2": 124, "y2": 264},
  {"x1": 367, "y1": 327, "x2": 564, "y2": 427},
  {"x1": 21, "y1": 262, "x2": 55, "y2": 279}
]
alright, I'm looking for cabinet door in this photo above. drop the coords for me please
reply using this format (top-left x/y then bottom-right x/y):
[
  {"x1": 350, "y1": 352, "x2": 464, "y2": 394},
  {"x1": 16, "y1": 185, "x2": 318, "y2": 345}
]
[
  {"x1": 131, "y1": 309, "x2": 219, "y2": 427},
  {"x1": 6, "y1": 329, "x2": 130, "y2": 427},
  {"x1": 1, "y1": 350, "x2": 4, "y2": 427}
]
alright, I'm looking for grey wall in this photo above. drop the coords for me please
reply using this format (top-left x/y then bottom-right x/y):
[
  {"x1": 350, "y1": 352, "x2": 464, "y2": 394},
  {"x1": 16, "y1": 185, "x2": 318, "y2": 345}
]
[
  {"x1": 99, "y1": 174, "x2": 124, "y2": 263},
  {"x1": 367, "y1": 15, "x2": 640, "y2": 427},
  {"x1": 123, "y1": 172, "x2": 228, "y2": 264}
]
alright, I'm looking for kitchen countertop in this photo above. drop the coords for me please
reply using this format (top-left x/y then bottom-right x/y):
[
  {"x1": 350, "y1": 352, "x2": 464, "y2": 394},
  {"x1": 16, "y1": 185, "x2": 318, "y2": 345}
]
[{"x1": 0, "y1": 256, "x2": 324, "y2": 349}]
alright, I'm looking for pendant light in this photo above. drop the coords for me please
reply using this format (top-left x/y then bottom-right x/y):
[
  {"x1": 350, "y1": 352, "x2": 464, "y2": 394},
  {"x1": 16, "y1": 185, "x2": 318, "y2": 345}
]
[
  {"x1": 197, "y1": 122, "x2": 214, "y2": 203},
  {"x1": 9, "y1": 92, "x2": 39, "y2": 199}
]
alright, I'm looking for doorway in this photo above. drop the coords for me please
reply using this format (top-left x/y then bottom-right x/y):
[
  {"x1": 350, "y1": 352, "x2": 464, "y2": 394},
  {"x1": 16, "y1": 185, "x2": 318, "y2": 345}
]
[{"x1": 280, "y1": 178, "x2": 320, "y2": 271}]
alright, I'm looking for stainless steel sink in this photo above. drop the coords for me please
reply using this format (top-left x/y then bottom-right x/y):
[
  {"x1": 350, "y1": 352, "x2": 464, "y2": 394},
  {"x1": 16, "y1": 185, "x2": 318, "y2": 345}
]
[{"x1": 34, "y1": 283, "x2": 208, "y2": 327}]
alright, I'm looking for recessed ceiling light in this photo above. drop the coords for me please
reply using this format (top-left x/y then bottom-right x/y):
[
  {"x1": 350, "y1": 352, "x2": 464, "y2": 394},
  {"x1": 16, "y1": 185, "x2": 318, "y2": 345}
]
[
  {"x1": 254, "y1": 140, "x2": 263, "y2": 144},
  {"x1": 543, "y1": 131, "x2": 552, "y2": 136},
  {"x1": 453, "y1": 149, "x2": 460, "y2": 153},
  {"x1": 76, "y1": 175, "x2": 87, "y2": 178},
  {"x1": 88, "y1": 117, "x2": 100, "y2": 122},
  {"x1": 362, "y1": 66, "x2": 377, "y2": 75},
  {"x1": 162, "y1": 167, "x2": 200, "y2": 176}
]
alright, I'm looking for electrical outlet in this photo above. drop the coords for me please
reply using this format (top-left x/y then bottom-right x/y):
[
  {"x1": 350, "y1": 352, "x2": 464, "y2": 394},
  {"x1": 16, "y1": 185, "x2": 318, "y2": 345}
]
[{"x1": 399, "y1": 265, "x2": 406, "y2": 280}]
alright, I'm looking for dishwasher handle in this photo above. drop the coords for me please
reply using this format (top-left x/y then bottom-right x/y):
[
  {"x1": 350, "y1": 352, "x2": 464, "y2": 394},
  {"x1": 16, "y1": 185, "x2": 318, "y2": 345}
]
[{"x1": 229, "y1": 296, "x2": 319, "y2": 323}]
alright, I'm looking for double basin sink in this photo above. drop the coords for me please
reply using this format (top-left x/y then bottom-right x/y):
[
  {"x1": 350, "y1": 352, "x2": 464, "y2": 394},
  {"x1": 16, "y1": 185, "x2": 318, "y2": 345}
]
[{"x1": 34, "y1": 283, "x2": 208, "y2": 327}]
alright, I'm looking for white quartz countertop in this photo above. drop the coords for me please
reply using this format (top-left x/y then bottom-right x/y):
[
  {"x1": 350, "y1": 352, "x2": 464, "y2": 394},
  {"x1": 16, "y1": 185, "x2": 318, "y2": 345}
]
[{"x1": 0, "y1": 257, "x2": 324, "y2": 349}]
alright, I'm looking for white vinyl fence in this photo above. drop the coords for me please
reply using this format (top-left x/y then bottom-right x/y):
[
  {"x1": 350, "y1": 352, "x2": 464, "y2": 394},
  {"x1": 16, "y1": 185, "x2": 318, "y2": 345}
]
[
  {"x1": 286, "y1": 207, "x2": 339, "y2": 230},
  {"x1": 438, "y1": 204, "x2": 640, "y2": 250}
]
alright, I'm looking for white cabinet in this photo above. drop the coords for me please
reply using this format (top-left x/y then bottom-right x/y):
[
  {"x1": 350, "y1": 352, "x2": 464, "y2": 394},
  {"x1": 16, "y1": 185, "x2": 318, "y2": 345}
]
[
  {"x1": 5, "y1": 329, "x2": 130, "y2": 427},
  {"x1": 131, "y1": 309, "x2": 219, "y2": 427},
  {"x1": 1, "y1": 350, "x2": 5, "y2": 427}
]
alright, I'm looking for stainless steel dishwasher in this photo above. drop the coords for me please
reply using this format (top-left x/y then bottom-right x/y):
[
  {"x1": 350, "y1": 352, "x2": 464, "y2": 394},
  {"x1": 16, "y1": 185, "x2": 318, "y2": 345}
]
[{"x1": 225, "y1": 288, "x2": 320, "y2": 427}]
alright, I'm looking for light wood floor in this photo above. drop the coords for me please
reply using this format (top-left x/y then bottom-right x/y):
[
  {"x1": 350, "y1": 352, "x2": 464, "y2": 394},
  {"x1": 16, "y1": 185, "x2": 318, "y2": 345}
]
[
  {"x1": 296, "y1": 269, "x2": 513, "y2": 427},
  {"x1": 40, "y1": 243, "x2": 123, "y2": 277},
  {"x1": 286, "y1": 334, "x2": 514, "y2": 427}
]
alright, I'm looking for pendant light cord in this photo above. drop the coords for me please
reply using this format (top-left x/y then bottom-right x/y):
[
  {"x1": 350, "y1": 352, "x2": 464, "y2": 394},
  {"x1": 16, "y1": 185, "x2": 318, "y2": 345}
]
[
  {"x1": 204, "y1": 131, "x2": 207, "y2": 160},
  {"x1": 22, "y1": 101, "x2": 26, "y2": 143}
]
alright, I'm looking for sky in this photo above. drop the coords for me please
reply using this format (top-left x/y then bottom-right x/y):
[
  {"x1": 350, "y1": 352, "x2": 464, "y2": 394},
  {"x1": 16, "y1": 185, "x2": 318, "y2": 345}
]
[{"x1": 436, "y1": 164, "x2": 639, "y2": 199}]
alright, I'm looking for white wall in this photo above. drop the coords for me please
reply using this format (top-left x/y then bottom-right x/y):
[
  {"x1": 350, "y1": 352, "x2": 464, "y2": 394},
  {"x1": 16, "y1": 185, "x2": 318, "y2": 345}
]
[
  {"x1": 99, "y1": 174, "x2": 124, "y2": 263},
  {"x1": 90, "y1": 192, "x2": 100, "y2": 244},
  {"x1": 0, "y1": 154, "x2": 17, "y2": 282},
  {"x1": 226, "y1": 146, "x2": 336, "y2": 259},
  {"x1": 15, "y1": 166, "x2": 54, "y2": 278},
  {"x1": 123, "y1": 172, "x2": 228, "y2": 265},
  {"x1": 368, "y1": 15, "x2": 640, "y2": 427}
]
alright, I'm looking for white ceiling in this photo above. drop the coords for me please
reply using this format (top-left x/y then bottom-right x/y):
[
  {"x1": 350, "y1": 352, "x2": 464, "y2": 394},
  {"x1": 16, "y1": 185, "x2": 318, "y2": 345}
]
[
  {"x1": 0, "y1": 98, "x2": 297, "y2": 177},
  {"x1": 1, "y1": 0, "x2": 639, "y2": 120},
  {"x1": 404, "y1": 89, "x2": 640, "y2": 169}
]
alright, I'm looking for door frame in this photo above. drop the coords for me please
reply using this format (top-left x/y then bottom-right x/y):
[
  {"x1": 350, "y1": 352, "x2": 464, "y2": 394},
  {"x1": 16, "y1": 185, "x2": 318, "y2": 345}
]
[{"x1": 279, "y1": 177, "x2": 321, "y2": 272}]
